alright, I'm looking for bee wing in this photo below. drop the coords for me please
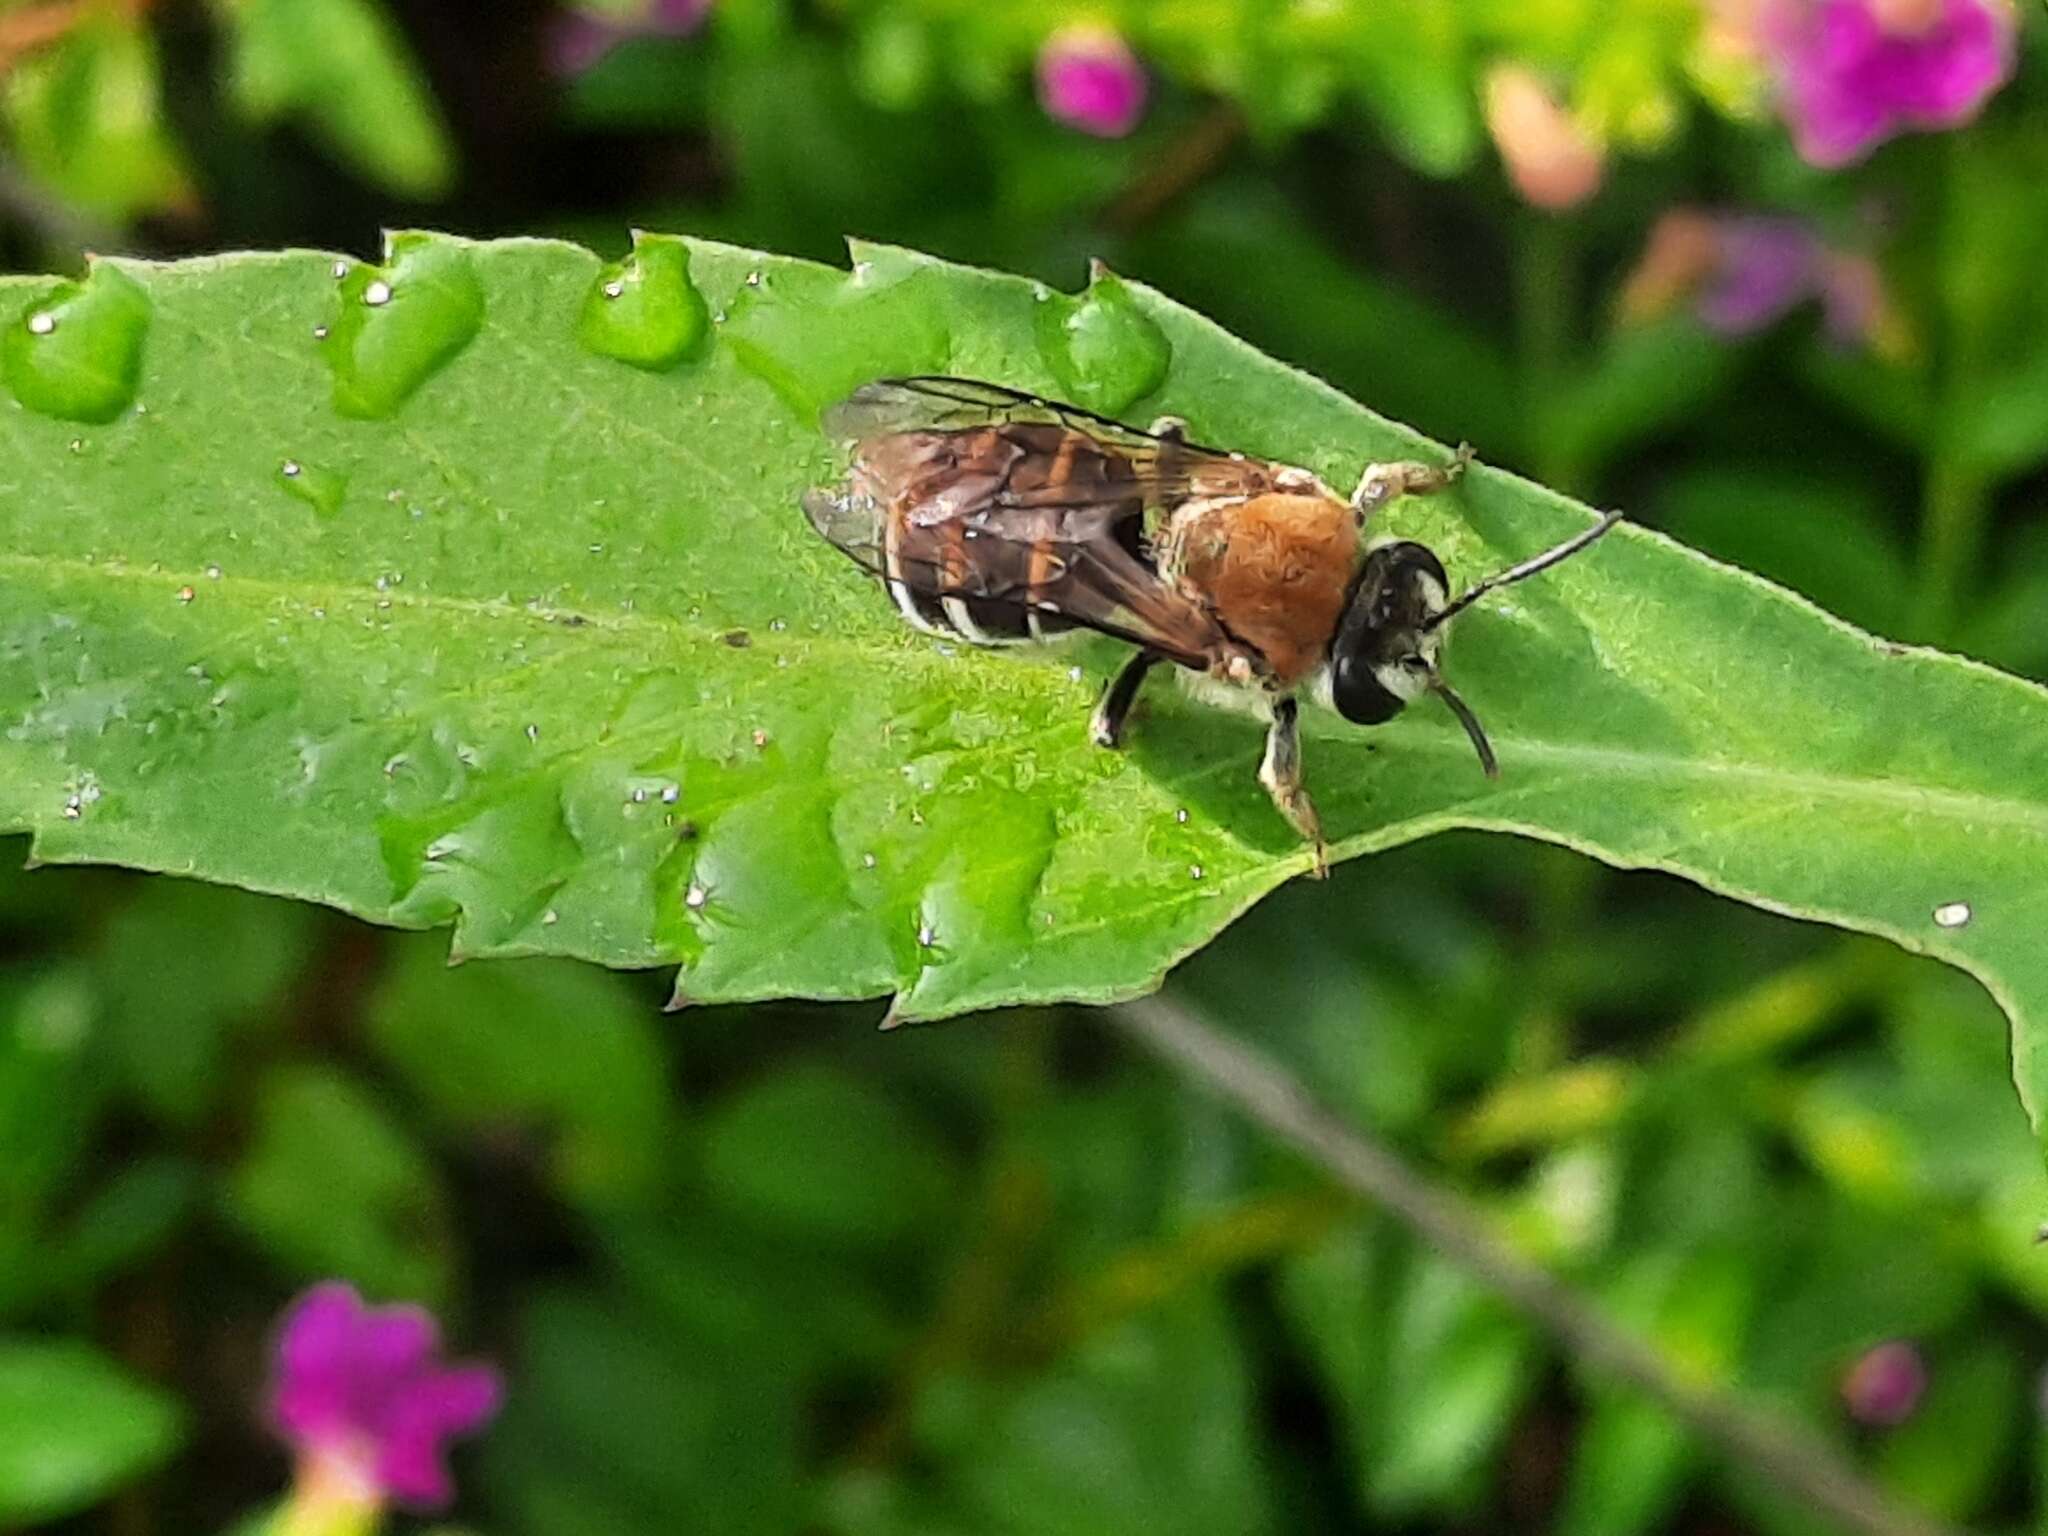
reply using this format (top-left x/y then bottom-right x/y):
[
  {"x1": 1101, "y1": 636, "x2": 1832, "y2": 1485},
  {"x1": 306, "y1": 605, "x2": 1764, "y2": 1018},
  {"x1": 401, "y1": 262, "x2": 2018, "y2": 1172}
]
[
  {"x1": 803, "y1": 429, "x2": 1230, "y2": 668},
  {"x1": 820, "y1": 376, "x2": 1179, "y2": 450},
  {"x1": 820, "y1": 376, "x2": 1263, "y2": 500}
]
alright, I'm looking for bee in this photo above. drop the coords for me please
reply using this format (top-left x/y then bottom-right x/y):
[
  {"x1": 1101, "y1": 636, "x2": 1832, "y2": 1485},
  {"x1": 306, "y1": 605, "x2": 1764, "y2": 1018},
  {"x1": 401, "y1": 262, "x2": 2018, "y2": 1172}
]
[{"x1": 802, "y1": 377, "x2": 1619, "y2": 874}]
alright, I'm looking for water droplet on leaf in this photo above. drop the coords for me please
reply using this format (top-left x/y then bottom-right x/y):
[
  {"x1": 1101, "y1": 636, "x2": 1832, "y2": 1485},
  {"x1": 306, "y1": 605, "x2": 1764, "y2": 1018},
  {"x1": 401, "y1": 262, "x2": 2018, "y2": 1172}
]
[
  {"x1": 277, "y1": 459, "x2": 346, "y2": 518},
  {"x1": 579, "y1": 234, "x2": 710, "y2": 372},
  {"x1": 1035, "y1": 261, "x2": 1170, "y2": 416},
  {"x1": 1933, "y1": 900, "x2": 1972, "y2": 929},
  {"x1": 723, "y1": 244, "x2": 950, "y2": 421},
  {"x1": 685, "y1": 882, "x2": 709, "y2": 910},
  {"x1": 176, "y1": 585, "x2": 195, "y2": 603},
  {"x1": 323, "y1": 235, "x2": 485, "y2": 418},
  {"x1": 4, "y1": 263, "x2": 151, "y2": 423}
]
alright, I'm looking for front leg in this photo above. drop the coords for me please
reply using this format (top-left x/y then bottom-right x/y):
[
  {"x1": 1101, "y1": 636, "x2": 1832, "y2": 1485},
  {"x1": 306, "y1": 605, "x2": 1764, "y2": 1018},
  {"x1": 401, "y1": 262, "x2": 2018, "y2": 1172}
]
[
  {"x1": 1351, "y1": 441, "x2": 1476, "y2": 519},
  {"x1": 1259, "y1": 697, "x2": 1328, "y2": 878},
  {"x1": 1091, "y1": 649, "x2": 1162, "y2": 749}
]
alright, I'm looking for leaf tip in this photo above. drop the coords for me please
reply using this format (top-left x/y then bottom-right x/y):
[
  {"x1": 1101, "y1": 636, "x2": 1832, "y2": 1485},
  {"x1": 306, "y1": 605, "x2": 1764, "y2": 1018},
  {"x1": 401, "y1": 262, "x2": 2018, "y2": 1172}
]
[
  {"x1": 663, "y1": 974, "x2": 694, "y2": 1013},
  {"x1": 878, "y1": 995, "x2": 908, "y2": 1032}
]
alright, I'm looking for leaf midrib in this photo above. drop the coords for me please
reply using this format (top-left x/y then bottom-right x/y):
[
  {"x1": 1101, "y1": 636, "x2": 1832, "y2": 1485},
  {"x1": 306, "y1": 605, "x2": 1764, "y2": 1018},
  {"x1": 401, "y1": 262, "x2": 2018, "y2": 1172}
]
[{"x1": 12, "y1": 548, "x2": 2048, "y2": 842}]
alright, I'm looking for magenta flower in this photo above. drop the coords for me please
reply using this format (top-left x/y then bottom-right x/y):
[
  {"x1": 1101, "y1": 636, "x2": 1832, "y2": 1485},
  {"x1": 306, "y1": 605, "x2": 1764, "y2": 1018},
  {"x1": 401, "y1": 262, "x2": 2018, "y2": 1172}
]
[
  {"x1": 1620, "y1": 207, "x2": 1901, "y2": 351},
  {"x1": 1841, "y1": 1339, "x2": 1928, "y2": 1426},
  {"x1": 270, "y1": 1282, "x2": 502, "y2": 1513},
  {"x1": 1036, "y1": 26, "x2": 1149, "y2": 138},
  {"x1": 550, "y1": 0, "x2": 712, "y2": 77},
  {"x1": 1763, "y1": 0, "x2": 2015, "y2": 167}
]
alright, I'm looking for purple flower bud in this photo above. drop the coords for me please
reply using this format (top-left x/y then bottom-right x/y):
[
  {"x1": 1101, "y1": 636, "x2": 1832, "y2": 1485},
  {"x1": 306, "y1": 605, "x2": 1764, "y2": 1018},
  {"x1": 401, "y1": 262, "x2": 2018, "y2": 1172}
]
[
  {"x1": 1841, "y1": 1339, "x2": 1927, "y2": 1426},
  {"x1": 270, "y1": 1282, "x2": 502, "y2": 1513},
  {"x1": 1036, "y1": 26, "x2": 1149, "y2": 138},
  {"x1": 1763, "y1": 0, "x2": 2015, "y2": 167},
  {"x1": 1698, "y1": 216, "x2": 1821, "y2": 334}
]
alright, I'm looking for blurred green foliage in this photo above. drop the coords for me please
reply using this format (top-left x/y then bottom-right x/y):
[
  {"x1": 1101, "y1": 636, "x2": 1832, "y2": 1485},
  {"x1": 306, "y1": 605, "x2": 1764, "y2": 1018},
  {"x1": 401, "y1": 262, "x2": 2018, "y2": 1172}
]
[{"x1": 5, "y1": 0, "x2": 2048, "y2": 1533}]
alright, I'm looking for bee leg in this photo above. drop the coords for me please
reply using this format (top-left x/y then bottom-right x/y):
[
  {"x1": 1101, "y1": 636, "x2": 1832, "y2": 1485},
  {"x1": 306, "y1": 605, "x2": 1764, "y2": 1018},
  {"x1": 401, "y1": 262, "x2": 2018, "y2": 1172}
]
[
  {"x1": 1090, "y1": 650, "x2": 1162, "y2": 749},
  {"x1": 1351, "y1": 442, "x2": 1476, "y2": 518},
  {"x1": 1259, "y1": 697, "x2": 1329, "y2": 877}
]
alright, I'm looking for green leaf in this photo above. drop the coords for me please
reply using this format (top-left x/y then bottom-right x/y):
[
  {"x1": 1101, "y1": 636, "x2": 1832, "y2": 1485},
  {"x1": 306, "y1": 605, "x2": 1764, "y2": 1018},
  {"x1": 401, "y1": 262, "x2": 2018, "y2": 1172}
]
[
  {"x1": 4, "y1": 232, "x2": 2048, "y2": 1150},
  {"x1": 0, "y1": 1339, "x2": 181, "y2": 1524},
  {"x1": 1364, "y1": 1252, "x2": 1538, "y2": 1517},
  {"x1": 1555, "y1": 1249, "x2": 1754, "y2": 1536},
  {"x1": 214, "y1": 0, "x2": 456, "y2": 198},
  {"x1": 39, "y1": 1158, "x2": 200, "y2": 1299},
  {"x1": 1874, "y1": 1341, "x2": 2020, "y2": 1521},
  {"x1": 366, "y1": 940, "x2": 672, "y2": 1207},
  {"x1": 913, "y1": 1299, "x2": 1277, "y2": 1536},
  {"x1": 698, "y1": 1064, "x2": 955, "y2": 1248},
  {"x1": 484, "y1": 1287, "x2": 804, "y2": 1536},
  {"x1": 224, "y1": 1065, "x2": 454, "y2": 1302},
  {"x1": 2, "y1": 13, "x2": 190, "y2": 221},
  {"x1": 0, "y1": 967, "x2": 100, "y2": 1248},
  {"x1": 97, "y1": 883, "x2": 311, "y2": 1126}
]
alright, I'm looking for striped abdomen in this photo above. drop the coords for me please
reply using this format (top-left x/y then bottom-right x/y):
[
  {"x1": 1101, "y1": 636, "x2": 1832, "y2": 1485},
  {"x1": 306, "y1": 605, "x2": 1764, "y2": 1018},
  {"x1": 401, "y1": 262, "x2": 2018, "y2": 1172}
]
[{"x1": 819, "y1": 422, "x2": 1149, "y2": 646}]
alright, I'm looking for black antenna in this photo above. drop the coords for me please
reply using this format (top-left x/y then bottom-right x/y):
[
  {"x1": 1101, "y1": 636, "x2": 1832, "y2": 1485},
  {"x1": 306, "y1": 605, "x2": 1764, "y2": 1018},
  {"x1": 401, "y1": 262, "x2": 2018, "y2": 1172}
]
[
  {"x1": 1428, "y1": 672, "x2": 1499, "y2": 779},
  {"x1": 1423, "y1": 510, "x2": 1624, "y2": 633}
]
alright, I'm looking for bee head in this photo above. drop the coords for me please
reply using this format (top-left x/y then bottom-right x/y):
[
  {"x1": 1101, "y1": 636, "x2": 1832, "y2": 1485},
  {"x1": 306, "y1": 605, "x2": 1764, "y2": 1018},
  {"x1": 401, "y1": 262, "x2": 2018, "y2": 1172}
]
[
  {"x1": 1329, "y1": 539, "x2": 1498, "y2": 777},
  {"x1": 1328, "y1": 509, "x2": 1624, "y2": 778}
]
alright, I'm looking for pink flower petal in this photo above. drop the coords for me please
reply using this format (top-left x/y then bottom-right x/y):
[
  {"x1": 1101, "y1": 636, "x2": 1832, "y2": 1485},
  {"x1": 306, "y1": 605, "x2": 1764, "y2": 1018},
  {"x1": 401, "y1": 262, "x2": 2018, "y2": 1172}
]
[
  {"x1": 266, "y1": 1283, "x2": 503, "y2": 1513},
  {"x1": 270, "y1": 1283, "x2": 366, "y2": 1443},
  {"x1": 1483, "y1": 64, "x2": 1605, "y2": 211}
]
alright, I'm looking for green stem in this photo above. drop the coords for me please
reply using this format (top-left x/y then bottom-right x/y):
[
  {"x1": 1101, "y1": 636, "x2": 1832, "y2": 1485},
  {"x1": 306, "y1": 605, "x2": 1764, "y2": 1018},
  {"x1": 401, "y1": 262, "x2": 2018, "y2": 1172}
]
[
  {"x1": 1913, "y1": 454, "x2": 1989, "y2": 643},
  {"x1": 1512, "y1": 215, "x2": 1580, "y2": 488},
  {"x1": 1917, "y1": 135, "x2": 1994, "y2": 646}
]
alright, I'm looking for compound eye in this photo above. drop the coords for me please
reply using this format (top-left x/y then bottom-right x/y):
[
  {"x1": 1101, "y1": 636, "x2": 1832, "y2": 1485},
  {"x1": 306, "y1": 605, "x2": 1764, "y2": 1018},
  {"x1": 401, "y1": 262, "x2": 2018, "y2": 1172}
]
[{"x1": 1331, "y1": 652, "x2": 1406, "y2": 726}]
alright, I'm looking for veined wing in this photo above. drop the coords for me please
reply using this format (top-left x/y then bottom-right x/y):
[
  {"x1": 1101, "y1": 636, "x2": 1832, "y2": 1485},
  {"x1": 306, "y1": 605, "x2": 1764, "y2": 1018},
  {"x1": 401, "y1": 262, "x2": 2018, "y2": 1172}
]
[{"x1": 803, "y1": 382, "x2": 1238, "y2": 665}]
